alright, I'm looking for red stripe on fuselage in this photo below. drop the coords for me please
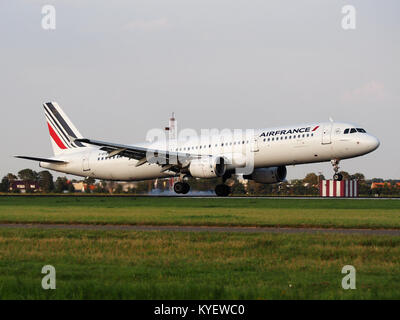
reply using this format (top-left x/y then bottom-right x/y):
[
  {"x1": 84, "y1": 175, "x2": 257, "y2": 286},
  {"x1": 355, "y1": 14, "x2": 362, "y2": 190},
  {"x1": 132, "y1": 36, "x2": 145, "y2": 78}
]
[
  {"x1": 47, "y1": 122, "x2": 67, "y2": 149},
  {"x1": 312, "y1": 126, "x2": 320, "y2": 132}
]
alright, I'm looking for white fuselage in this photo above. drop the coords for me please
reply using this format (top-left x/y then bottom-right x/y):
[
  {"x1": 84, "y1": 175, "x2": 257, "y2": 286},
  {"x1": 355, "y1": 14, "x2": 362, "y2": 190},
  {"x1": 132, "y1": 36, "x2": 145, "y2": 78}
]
[{"x1": 40, "y1": 121, "x2": 380, "y2": 181}]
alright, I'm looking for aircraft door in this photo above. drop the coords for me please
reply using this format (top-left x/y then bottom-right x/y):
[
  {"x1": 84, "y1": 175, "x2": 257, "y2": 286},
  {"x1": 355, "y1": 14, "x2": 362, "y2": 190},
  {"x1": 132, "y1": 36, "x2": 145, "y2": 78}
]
[
  {"x1": 251, "y1": 137, "x2": 259, "y2": 152},
  {"x1": 82, "y1": 154, "x2": 91, "y2": 172},
  {"x1": 321, "y1": 123, "x2": 332, "y2": 145}
]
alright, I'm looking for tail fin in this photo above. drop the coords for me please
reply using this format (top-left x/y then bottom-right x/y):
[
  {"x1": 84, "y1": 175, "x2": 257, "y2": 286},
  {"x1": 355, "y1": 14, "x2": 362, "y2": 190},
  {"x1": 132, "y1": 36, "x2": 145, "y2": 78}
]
[{"x1": 43, "y1": 102, "x2": 86, "y2": 155}]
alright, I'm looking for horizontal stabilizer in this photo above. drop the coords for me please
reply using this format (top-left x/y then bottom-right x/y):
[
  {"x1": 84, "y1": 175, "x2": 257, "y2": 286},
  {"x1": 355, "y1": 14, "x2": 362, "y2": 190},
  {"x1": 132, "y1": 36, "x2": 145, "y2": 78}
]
[{"x1": 15, "y1": 156, "x2": 68, "y2": 164}]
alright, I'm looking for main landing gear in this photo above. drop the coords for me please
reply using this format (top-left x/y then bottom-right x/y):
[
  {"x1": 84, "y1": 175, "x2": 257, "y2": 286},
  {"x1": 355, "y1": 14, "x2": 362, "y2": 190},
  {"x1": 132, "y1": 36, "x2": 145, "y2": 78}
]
[
  {"x1": 331, "y1": 159, "x2": 343, "y2": 181},
  {"x1": 173, "y1": 173, "x2": 233, "y2": 196},
  {"x1": 174, "y1": 181, "x2": 190, "y2": 194},
  {"x1": 214, "y1": 172, "x2": 233, "y2": 197},
  {"x1": 215, "y1": 184, "x2": 231, "y2": 197}
]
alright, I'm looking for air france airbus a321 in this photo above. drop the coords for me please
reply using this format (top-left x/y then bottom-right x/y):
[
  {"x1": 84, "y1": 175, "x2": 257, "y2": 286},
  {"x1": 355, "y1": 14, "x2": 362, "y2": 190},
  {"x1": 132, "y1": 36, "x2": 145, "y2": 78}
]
[{"x1": 16, "y1": 102, "x2": 380, "y2": 196}]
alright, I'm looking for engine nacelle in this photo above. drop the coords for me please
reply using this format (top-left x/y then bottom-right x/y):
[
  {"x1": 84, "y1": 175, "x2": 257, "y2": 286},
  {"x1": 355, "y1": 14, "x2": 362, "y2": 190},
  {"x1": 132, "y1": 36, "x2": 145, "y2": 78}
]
[
  {"x1": 189, "y1": 156, "x2": 227, "y2": 178},
  {"x1": 245, "y1": 166, "x2": 287, "y2": 184}
]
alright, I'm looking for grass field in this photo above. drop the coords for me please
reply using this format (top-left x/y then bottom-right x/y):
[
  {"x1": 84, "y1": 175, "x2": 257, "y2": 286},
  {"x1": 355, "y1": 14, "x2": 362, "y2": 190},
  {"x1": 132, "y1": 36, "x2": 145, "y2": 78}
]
[
  {"x1": 1, "y1": 228, "x2": 400, "y2": 299},
  {"x1": 0, "y1": 196, "x2": 400, "y2": 299},
  {"x1": 0, "y1": 197, "x2": 399, "y2": 229}
]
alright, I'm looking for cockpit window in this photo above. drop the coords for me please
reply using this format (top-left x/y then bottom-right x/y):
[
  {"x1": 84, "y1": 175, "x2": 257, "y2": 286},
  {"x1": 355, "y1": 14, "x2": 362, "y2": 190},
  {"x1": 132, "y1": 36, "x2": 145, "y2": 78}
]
[
  {"x1": 356, "y1": 128, "x2": 366, "y2": 133},
  {"x1": 350, "y1": 128, "x2": 357, "y2": 133},
  {"x1": 344, "y1": 128, "x2": 349, "y2": 134}
]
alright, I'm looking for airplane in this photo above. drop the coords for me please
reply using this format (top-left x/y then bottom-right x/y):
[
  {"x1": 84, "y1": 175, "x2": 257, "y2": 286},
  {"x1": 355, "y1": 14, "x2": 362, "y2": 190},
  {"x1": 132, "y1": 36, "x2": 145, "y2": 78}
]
[{"x1": 16, "y1": 102, "x2": 380, "y2": 196}]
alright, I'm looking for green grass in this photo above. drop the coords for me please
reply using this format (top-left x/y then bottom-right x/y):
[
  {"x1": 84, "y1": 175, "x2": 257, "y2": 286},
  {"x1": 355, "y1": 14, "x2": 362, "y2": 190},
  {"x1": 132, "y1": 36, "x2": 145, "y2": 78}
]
[
  {"x1": 0, "y1": 197, "x2": 399, "y2": 229},
  {"x1": 0, "y1": 228, "x2": 400, "y2": 299}
]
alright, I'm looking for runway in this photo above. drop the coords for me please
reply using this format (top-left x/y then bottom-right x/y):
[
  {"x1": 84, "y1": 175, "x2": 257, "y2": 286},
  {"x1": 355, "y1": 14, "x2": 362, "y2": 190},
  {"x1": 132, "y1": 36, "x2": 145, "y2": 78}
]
[{"x1": 1, "y1": 223, "x2": 400, "y2": 236}]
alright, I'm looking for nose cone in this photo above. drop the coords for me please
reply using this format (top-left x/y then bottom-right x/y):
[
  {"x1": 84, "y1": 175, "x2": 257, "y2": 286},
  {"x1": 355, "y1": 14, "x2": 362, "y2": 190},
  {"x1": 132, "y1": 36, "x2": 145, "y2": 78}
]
[{"x1": 364, "y1": 135, "x2": 380, "y2": 153}]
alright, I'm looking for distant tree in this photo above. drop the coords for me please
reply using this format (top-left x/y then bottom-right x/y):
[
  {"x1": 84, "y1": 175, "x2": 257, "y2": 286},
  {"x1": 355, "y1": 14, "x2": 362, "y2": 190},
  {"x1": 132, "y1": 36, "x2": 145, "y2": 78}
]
[
  {"x1": 67, "y1": 182, "x2": 75, "y2": 193},
  {"x1": 359, "y1": 182, "x2": 372, "y2": 196},
  {"x1": 0, "y1": 176, "x2": 10, "y2": 192},
  {"x1": 83, "y1": 177, "x2": 96, "y2": 193},
  {"x1": 338, "y1": 171, "x2": 351, "y2": 180},
  {"x1": 232, "y1": 182, "x2": 246, "y2": 195},
  {"x1": 38, "y1": 171, "x2": 54, "y2": 192},
  {"x1": 93, "y1": 180, "x2": 108, "y2": 193},
  {"x1": 6, "y1": 173, "x2": 17, "y2": 182},
  {"x1": 84, "y1": 177, "x2": 96, "y2": 185},
  {"x1": 303, "y1": 173, "x2": 319, "y2": 186},
  {"x1": 115, "y1": 184, "x2": 123, "y2": 194},
  {"x1": 54, "y1": 176, "x2": 68, "y2": 193},
  {"x1": 18, "y1": 169, "x2": 38, "y2": 181},
  {"x1": 351, "y1": 173, "x2": 365, "y2": 181},
  {"x1": 135, "y1": 181, "x2": 150, "y2": 194}
]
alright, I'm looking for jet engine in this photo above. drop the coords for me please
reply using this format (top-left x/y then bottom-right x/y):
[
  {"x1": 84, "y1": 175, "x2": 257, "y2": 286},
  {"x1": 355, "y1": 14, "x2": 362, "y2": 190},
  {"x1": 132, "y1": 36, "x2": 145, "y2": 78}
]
[
  {"x1": 188, "y1": 156, "x2": 227, "y2": 178},
  {"x1": 245, "y1": 166, "x2": 287, "y2": 184}
]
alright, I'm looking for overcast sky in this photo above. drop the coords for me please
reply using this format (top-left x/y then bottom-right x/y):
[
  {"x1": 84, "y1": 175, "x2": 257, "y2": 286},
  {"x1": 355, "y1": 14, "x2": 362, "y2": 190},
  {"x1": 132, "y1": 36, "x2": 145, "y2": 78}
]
[{"x1": 0, "y1": 0, "x2": 399, "y2": 180}]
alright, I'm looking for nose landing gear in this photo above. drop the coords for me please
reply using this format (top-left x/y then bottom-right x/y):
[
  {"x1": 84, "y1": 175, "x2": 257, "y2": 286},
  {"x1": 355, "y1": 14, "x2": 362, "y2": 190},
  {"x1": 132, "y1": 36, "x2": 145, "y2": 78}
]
[{"x1": 331, "y1": 159, "x2": 343, "y2": 181}]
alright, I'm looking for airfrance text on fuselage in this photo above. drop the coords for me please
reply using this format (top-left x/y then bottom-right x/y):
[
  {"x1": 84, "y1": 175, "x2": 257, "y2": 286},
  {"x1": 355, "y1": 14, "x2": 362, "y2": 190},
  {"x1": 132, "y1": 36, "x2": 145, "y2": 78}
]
[{"x1": 260, "y1": 126, "x2": 319, "y2": 137}]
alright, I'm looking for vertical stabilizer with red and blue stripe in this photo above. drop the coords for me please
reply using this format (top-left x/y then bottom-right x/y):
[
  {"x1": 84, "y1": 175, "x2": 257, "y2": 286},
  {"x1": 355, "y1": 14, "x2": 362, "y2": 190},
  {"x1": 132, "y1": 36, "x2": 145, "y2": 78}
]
[{"x1": 43, "y1": 102, "x2": 86, "y2": 155}]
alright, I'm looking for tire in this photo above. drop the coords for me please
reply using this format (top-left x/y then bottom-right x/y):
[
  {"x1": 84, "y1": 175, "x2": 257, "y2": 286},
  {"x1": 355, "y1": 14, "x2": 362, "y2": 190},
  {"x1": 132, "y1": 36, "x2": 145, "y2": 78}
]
[
  {"x1": 174, "y1": 182, "x2": 184, "y2": 194},
  {"x1": 333, "y1": 173, "x2": 343, "y2": 181},
  {"x1": 215, "y1": 184, "x2": 231, "y2": 197},
  {"x1": 181, "y1": 183, "x2": 190, "y2": 194}
]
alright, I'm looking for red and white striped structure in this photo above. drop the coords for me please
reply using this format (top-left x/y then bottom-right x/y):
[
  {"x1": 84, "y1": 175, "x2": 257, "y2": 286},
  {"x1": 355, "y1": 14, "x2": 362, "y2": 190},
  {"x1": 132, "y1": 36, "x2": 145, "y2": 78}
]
[{"x1": 319, "y1": 180, "x2": 359, "y2": 198}]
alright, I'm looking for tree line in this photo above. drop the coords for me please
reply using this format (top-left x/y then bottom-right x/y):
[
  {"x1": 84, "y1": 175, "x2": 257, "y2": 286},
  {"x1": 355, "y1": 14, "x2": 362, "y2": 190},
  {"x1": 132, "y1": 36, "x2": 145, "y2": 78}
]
[{"x1": 1, "y1": 168, "x2": 399, "y2": 196}]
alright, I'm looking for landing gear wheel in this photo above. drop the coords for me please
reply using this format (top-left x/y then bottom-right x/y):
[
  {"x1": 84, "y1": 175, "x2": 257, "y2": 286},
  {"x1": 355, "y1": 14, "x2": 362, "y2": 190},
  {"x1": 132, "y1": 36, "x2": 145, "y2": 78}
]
[
  {"x1": 333, "y1": 173, "x2": 343, "y2": 181},
  {"x1": 174, "y1": 182, "x2": 190, "y2": 194},
  {"x1": 181, "y1": 182, "x2": 190, "y2": 194},
  {"x1": 215, "y1": 184, "x2": 231, "y2": 197},
  {"x1": 174, "y1": 182, "x2": 184, "y2": 194}
]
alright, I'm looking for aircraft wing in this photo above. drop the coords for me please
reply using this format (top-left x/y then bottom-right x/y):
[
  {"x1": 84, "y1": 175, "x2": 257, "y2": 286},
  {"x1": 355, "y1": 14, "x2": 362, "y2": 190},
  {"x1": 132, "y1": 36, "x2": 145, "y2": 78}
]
[
  {"x1": 75, "y1": 138, "x2": 204, "y2": 170},
  {"x1": 15, "y1": 156, "x2": 68, "y2": 164}
]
